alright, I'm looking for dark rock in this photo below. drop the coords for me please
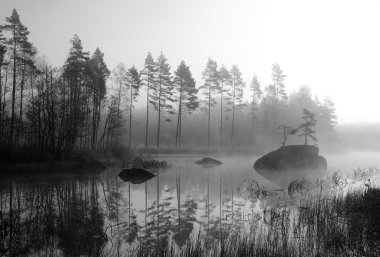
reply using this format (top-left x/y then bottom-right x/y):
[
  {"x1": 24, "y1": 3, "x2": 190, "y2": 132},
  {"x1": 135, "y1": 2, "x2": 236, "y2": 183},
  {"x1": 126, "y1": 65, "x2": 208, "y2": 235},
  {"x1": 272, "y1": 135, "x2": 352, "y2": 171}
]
[
  {"x1": 119, "y1": 168, "x2": 156, "y2": 184},
  {"x1": 254, "y1": 145, "x2": 327, "y2": 187},
  {"x1": 195, "y1": 157, "x2": 222, "y2": 169}
]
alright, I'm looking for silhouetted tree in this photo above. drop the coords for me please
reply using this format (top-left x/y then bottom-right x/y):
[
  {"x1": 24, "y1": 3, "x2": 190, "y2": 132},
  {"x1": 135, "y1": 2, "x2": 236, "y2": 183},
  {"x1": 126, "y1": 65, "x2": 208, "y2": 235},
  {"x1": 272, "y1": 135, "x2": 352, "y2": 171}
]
[
  {"x1": 298, "y1": 108, "x2": 317, "y2": 145},
  {"x1": 226, "y1": 64, "x2": 245, "y2": 146},
  {"x1": 199, "y1": 58, "x2": 219, "y2": 149},
  {"x1": 0, "y1": 10, "x2": 343, "y2": 155},
  {"x1": 250, "y1": 74, "x2": 261, "y2": 133},
  {"x1": 62, "y1": 34, "x2": 89, "y2": 147},
  {"x1": 322, "y1": 97, "x2": 337, "y2": 133},
  {"x1": 140, "y1": 52, "x2": 157, "y2": 148},
  {"x1": 110, "y1": 63, "x2": 128, "y2": 144},
  {"x1": 0, "y1": 26, "x2": 7, "y2": 142},
  {"x1": 218, "y1": 65, "x2": 230, "y2": 145},
  {"x1": 126, "y1": 66, "x2": 140, "y2": 148},
  {"x1": 88, "y1": 47, "x2": 110, "y2": 148},
  {"x1": 151, "y1": 52, "x2": 174, "y2": 148},
  {"x1": 3, "y1": 9, "x2": 35, "y2": 144},
  {"x1": 271, "y1": 63, "x2": 287, "y2": 101},
  {"x1": 173, "y1": 61, "x2": 198, "y2": 148},
  {"x1": 252, "y1": 74, "x2": 262, "y2": 100}
]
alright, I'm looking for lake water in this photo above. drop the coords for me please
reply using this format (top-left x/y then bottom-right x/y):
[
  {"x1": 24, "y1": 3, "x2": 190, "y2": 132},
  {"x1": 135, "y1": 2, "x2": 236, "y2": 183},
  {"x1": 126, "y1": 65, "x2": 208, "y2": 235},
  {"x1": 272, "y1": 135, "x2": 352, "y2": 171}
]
[{"x1": 1, "y1": 152, "x2": 379, "y2": 256}]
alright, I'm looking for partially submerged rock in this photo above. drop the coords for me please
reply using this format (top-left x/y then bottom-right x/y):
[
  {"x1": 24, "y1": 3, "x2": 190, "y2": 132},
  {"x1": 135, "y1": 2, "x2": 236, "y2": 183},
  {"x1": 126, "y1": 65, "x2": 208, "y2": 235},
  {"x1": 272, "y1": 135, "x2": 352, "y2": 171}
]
[
  {"x1": 254, "y1": 145, "x2": 327, "y2": 187},
  {"x1": 195, "y1": 157, "x2": 222, "y2": 169},
  {"x1": 118, "y1": 168, "x2": 156, "y2": 184}
]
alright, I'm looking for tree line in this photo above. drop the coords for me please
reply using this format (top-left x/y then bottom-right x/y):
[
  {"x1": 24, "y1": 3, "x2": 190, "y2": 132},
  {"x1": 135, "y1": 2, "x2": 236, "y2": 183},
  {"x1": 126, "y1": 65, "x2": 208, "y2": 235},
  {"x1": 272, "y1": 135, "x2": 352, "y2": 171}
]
[{"x1": 0, "y1": 9, "x2": 337, "y2": 159}]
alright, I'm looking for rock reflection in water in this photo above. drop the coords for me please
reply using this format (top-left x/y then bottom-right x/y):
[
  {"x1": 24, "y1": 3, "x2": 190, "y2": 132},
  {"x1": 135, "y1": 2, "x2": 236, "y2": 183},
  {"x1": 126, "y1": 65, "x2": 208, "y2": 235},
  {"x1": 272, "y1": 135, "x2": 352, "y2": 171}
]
[{"x1": 0, "y1": 155, "x2": 331, "y2": 256}]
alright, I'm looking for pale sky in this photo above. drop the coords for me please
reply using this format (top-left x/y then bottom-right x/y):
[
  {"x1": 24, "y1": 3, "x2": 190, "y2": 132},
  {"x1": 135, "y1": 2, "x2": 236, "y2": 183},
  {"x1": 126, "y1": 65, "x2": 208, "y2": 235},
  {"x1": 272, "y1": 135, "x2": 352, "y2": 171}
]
[{"x1": 1, "y1": 0, "x2": 380, "y2": 124}]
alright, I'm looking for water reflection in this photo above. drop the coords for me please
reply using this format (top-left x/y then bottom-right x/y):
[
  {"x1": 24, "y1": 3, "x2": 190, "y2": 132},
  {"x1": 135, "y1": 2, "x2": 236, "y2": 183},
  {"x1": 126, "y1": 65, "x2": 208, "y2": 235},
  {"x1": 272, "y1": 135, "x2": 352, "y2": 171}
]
[
  {"x1": 2, "y1": 154, "x2": 378, "y2": 256},
  {"x1": 0, "y1": 156, "x2": 259, "y2": 256},
  {"x1": 0, "y1": 176, "x2": 106, "y2": 257}
]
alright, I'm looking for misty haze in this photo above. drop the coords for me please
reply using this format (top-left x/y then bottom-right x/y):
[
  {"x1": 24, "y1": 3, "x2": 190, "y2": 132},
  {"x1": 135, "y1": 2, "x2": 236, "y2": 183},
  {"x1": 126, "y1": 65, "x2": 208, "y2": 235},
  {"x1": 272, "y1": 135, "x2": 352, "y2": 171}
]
[{"x1": 0, "y1": 0, "x2": 380, "y2": 256}]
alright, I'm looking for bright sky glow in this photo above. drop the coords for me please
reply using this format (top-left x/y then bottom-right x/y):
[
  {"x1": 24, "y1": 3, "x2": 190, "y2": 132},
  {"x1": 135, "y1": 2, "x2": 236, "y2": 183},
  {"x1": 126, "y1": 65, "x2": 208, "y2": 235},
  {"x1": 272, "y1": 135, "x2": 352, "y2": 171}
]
[{"x1": 1, "y1": 0, "x2": 380, "y2": 123}]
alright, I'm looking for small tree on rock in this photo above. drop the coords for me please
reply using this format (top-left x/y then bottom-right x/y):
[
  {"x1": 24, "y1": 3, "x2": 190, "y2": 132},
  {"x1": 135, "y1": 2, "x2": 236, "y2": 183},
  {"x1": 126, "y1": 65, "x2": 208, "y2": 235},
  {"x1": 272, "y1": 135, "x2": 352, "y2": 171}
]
[
  {"x1": 298, "y1": 108, "x2": 317, "y2": 145},
  {"x1": 278, "y1": 125, "x2": 299, "y2": 147}
]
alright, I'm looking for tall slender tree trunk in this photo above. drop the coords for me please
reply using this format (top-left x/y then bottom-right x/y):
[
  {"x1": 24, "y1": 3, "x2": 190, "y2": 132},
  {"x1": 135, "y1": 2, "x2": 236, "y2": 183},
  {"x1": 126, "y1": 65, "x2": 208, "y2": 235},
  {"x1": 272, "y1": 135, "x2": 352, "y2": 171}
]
[
  {"x1": 175, "y1": 110, "x2": 180, "y2": 148},
  {"x1": 95, "y1": 103, "x2": 101, "y2": 147},
  {"x1": 2, "y1": 67, "x2": 9, "y2": 142},
  {"x1": 50, "y1": 70, "x2": 55, "y2": 150},
  {"x1": 145, "y1": 79, "x2": 149, "y2": 148},
  {"x1": 220, "y1": 82, "x2": 223, "y2": 147},
  {"x1": 116, "y1": 82, "x2": 121, "y2": 145},
  {"x1": 0, "y1": 63, "x2": 2, "y2": 142},
  {"x1": 10, "y1": 44, "x2": 16, "y2": 145},
  {"x1": 179, "y1": 111, "x2": 182, "y2": 148},
  {"x1": 208, "y1": 86, "x2": 211, "y2": 150},
  {"x1": 231, "y1": 82, "x2": 236, "y2": 147},
  {"x1": 129, "y1": 85, "x2": 133, "y2": 149},
  {"x1": 91, "y1": 78, "x2": 97, "y2": 149},
  {"x1": 91, "y1": 92, "x2": 96, "y2": 149},
  {"x1": 18, "y1": 69, "x2": 25, "y2": 144},
  {"x1": 252, "y1": 94, "x2": 255, "y2": 142},
  {"x1": 175, "y1": 81, "x2": 183, "y2": 148},
  {"x1": 156, "y1": 78, "x2": 162, "y2": 148}
]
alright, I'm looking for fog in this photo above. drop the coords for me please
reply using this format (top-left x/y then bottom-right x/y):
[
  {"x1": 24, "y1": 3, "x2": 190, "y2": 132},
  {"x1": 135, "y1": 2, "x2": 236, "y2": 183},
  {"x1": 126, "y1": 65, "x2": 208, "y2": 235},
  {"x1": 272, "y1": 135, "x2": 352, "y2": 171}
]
[{"x1": 1, "y1": 1, "x2": 380, "y2": 256}]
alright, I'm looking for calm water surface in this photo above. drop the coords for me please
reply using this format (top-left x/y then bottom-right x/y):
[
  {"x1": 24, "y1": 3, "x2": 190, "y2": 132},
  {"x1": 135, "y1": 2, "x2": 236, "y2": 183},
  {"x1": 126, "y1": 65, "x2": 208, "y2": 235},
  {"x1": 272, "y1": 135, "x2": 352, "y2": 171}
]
[{"x1": 1, "y1": 152, "x2": 379, "y2": 256}]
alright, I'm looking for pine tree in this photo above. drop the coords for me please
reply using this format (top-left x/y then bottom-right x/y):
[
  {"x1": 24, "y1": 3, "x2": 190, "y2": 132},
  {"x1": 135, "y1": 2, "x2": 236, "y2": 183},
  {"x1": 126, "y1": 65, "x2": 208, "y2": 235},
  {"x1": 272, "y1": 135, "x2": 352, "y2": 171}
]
[
  {"x1": 150, "y1": 52, "x2": 174, "y2": 148},
  {"x1": 140, "y1": 52, "x2": 157, "y2": 148},
  {"x1": 199, "y1": 58, "x2": 219, "y2": 149},
  {"x1": 298, "y1": 108, "x2": 317, "y2": 145},
  {"x1": 250, "y1": 74, "x2": 261, "y2": 132},
  {"x1": 111, "y1": 63, "x2": 128, "y2": 144},
  {"x1": 0, "y1": 26, "x2": 7, "y2": 142},
  {"x1": 3, "y1": 9, "x2": 35, "y2": 144},
  {"x1": 62, "y1": 34, "x2": 89, "y2": 146},
  {"x1": 126, "y1": 66, "x2": 140, "y2": 149},
  {"x1": 252, "y1": 74, "x2": 262, "y2": 100},
  {"x1": 226, "y1": 64, "x2": 245, "y2": 146},
  {"x1": 271, "y1": 63, "x2": 287, "y2": 101},
  {"x1": 173, "y1": 61, "x2": 198, "y2": 148},
  {"x1": 0, "y1": 26, "x2": 5, "y2": 63},
  {"x1": 218, "y1": 65, "x2": 231, "y2": 145},
  {"x1": 88, "y1": 47, "x2": 110, "y2": 149},
  {"x1": 322, "y1": 97, "x2": 337, "y2": 133}
]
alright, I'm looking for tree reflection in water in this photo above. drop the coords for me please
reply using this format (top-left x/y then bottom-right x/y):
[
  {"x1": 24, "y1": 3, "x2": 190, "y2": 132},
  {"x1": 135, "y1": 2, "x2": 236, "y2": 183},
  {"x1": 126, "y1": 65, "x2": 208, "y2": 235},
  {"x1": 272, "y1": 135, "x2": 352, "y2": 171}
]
[
  {"x1": 0, "y1": 176, "x2": 106, "y2": 257},
  {"x1": 0, "y1": 165, "x2": 239, "y2": 256}
]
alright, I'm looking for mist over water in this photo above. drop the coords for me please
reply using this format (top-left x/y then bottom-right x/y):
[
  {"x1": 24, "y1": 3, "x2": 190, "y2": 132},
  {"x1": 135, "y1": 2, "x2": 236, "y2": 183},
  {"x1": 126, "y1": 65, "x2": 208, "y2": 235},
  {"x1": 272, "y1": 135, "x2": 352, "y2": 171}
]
[
  {"x1": 1, "y1": 151, "x2": 379, "y2": 255},
  {"x1": 1, "y1": 1, "x2": 380, "y2": 256}
]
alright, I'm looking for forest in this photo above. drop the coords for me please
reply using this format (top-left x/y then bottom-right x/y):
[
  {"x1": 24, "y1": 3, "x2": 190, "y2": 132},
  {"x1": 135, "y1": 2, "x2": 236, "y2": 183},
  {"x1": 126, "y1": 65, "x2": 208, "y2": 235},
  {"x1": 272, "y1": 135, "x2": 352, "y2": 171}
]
[{"x1": 0, "y1": 9, "x2": 338, "y2": 163}]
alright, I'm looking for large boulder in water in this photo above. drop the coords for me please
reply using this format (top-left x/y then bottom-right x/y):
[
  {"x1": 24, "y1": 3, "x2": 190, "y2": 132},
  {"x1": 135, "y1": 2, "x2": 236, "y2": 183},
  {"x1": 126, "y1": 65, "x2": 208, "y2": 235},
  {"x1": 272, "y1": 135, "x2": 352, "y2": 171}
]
[
  {"x1": 254, "y1": 145, "x2": 327, "y2": 187},
  {"x1": 119, "y1": 168, "x2": 156, "y2": 184}
]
